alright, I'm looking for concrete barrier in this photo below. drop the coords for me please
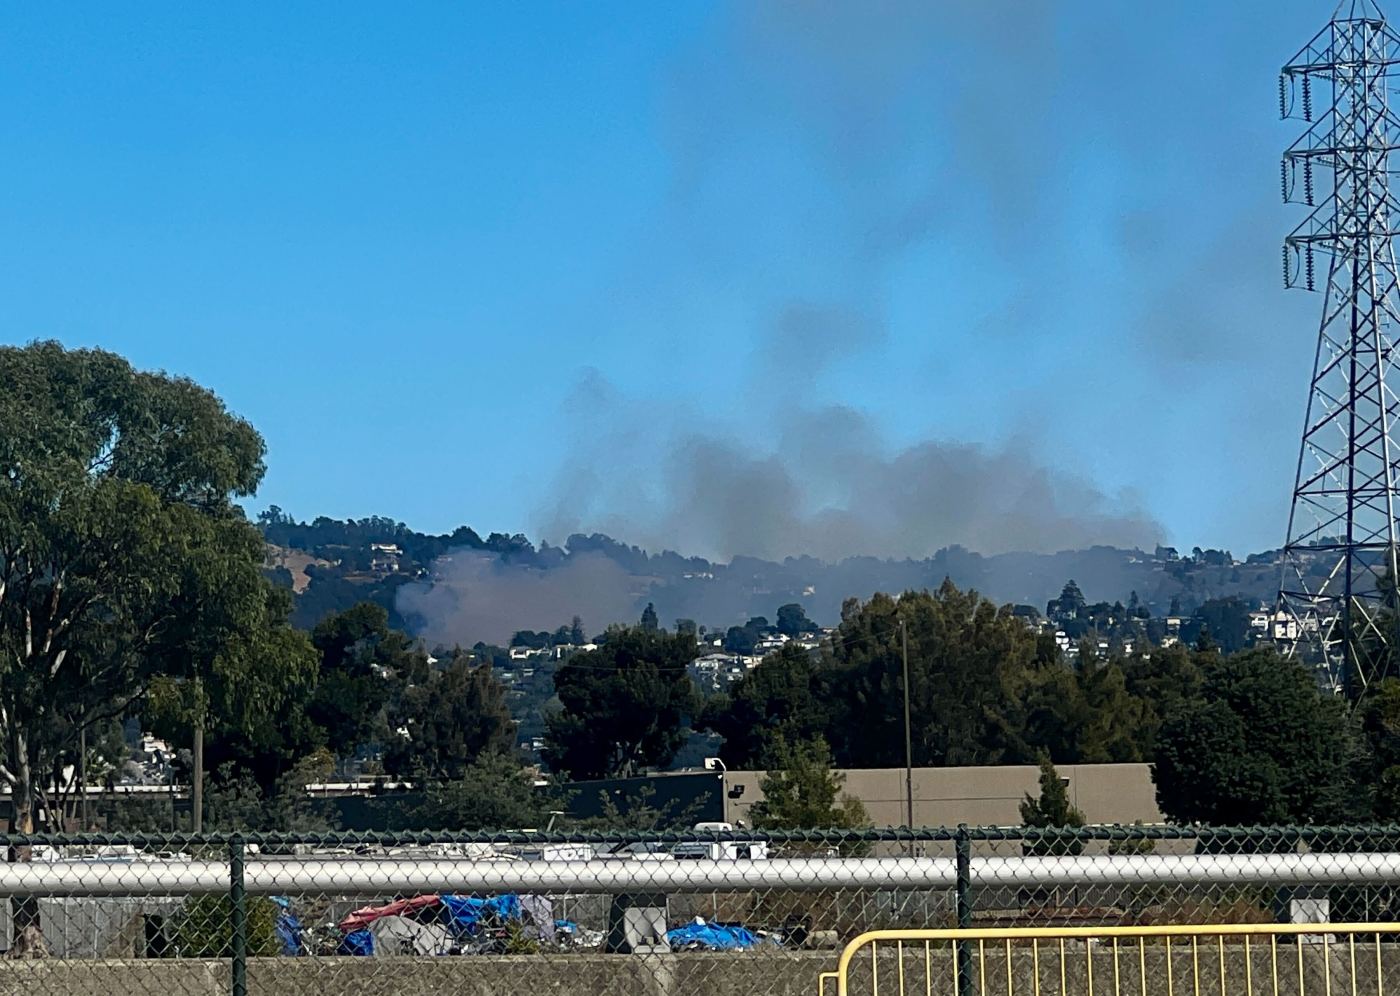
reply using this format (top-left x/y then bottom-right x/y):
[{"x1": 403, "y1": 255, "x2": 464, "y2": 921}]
[
  {"x1": 0, "y1": 953, "x2": 834, "y2": 996},
  {"x1": 0, "y1": 943, "x2": 1394, "y2": 996},
  {"x1": 0, "y1": 959, "x2": 226, "y2": 996}
]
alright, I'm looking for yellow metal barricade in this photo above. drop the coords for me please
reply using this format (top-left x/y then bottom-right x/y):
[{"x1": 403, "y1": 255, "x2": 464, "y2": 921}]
[{"x1": 822, "y1": 923, "x2": 1400, "y2": 996}]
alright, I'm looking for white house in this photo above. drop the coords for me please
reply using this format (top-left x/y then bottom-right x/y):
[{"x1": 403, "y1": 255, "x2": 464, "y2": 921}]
[{"x1": 1271, "y1": 610, "x2": 1300, "y2": 642}]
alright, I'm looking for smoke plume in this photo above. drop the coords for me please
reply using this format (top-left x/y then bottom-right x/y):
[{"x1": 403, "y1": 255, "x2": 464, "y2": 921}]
[
  {"x1": 536, "y1": 372, "x2": 1159, "y2": 563},
  {"x1": 397, "y1": 552, "x2": 641, "y2": 648},
  {"x1": 397, "y1": 0, "x2": 1325, "y2": 640},
  {"x1": 529, "y1": 0, "x2": 1157, "y2": 560}
]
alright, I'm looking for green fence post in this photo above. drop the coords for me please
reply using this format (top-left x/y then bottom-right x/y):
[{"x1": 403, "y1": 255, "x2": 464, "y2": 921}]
[
  {"x1": 230, "y1": 837, "x2": 248, "y2": 996},
  {"x1": 955, "y1": 825, "x2": 973, "y2": 996}
]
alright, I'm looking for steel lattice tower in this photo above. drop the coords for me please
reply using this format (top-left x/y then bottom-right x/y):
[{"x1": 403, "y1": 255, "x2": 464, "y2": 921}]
[{"x1": 1279, "y1": 0, "x2": 1400, "y2": 692}]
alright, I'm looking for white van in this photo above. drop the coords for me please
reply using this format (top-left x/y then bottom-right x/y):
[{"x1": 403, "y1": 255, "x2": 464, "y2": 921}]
[{"x1": 671, "y1": 823, "x2": 769, "y2": 861}]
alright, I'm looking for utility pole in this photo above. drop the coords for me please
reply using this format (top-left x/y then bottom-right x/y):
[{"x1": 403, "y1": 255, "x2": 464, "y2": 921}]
[
  {"x1": 167, "y1": 752, "x2": 176, "y2": 832},
  {"x1": 192, "y1": 676, "x2": 204, "y2": 833},
  {"x1": 900, "y1": 619, "x2": 914, "y2": 833},
  {"x1": 78, "y1": 723, "x2": 88, "y2": 831}
]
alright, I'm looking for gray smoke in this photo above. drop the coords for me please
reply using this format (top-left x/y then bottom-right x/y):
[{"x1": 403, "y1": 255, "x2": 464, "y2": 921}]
[
  {"x1": 398, "y1": 1, "x2": 1292, "y2": 642},
  {"x1": 524, "y1": 0, "x2": 1161, "y2": 562},
  {"x1": 537, "y1": 375, "x2": 1160, "y2": 562},
  {"x1": 397, "y1": 551, "x2": 640, "y2": 648}
]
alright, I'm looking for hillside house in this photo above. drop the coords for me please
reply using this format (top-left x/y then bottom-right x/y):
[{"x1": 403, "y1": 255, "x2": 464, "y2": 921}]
[{"x1": 1271, "y1": 610, "x2": 1300, "y2": 641}]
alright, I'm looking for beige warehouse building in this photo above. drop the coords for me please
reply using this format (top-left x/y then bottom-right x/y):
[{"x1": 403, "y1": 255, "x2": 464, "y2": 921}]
[{"x1": 721, "y1": 762, "x2": 1162, "y2": 828}]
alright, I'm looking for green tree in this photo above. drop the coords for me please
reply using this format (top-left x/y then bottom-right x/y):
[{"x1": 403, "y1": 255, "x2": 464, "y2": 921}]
[
  {"x1": 1119, "y1": 644, "x2": 1205, "y2": 753},
  {"x1": 829, "y1": 582, "x2": 1040, "y2": 767},
  {"x1": 1358, "y1": 678, "x2": 1400, "y2": 818},
  {"x1": 413, "y1": 752, "x2": 552, "y2": 830},
  {"x1": 749, "y1": 736, "x2": 869, "y2": 830},
  {"x1": 1047, "y1": 580, "x2": 1087, "y2": 618},
  {"x1": 1008, "y1": 661, "x2": 1094, "y2": 763},
  {"x1": 383, "y1": 658, "x2": 514, "y2": 783},
  {"x1": 640, "y1": 602, "x2": 659, "y2": 633},
  {"x1": 723, "y1": 624, "x2": 757, "y2": 655},
  {"x1": 545, "y1": 626, "x2": 698, "y2": 779},
  {"x1": 1191, "y1": 597, "x2": 1253, "y2": 655},
  {"x1": 776, "y1": 603, "x2": 817, "y2": 637},
  {"x1": 704, "y1": 643, "x2": 831, "y2": 767},
  {"x1": 152, "y1": 596, "x2": 324, "y2": 823},
  {"x1": 147, "y1": 517, "x2": 320, "y2": 783},
  {"x1": 0, "y1": 342, "x2": 308, "y2": 833},
  {"x1": 1076, "y1": 661, "x2": 1150, "y2": 762},
  {"x1": 1107, "y1": 821, "x2": 1156, "y2": 856},
  {"x1": 1019, "y1": 753, "x2": 1086, "y2": 855},
  {"x1": 307, "y1": 603, "x2": 422, "y2": 763},
  {"x1": 568, "y1": 783, "x2": 706, "y2": 832},
  {"x1": 1152, "y1": 649, "x2": 1357, "y2": 824},
  {"x1": 202, "y1": 751, "x2": 337, "y2": 832},
  {"x1": 511, "y1": 630, "x2": 549, "y2": 650},
  {"x1": 148, "y1": 583, "x2": 323, "y2": 810},
  {"x1": 178, "y1": 895, "x2": 284, "y2": 957}
]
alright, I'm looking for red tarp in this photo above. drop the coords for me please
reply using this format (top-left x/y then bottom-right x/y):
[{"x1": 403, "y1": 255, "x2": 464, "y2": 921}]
[{"x1": 338, "y1": 894, "x2": 441, "y2": 932}]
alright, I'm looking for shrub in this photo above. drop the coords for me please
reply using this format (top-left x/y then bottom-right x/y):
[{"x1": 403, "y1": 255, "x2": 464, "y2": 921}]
[{"x1": 176, "y1": 895, "x2": 283, "y2": 957}]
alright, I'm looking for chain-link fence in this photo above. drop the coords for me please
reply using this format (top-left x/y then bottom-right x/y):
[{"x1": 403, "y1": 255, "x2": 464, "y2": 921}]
[{"x1": 0, "y1": 825, "x2": 1397, "y2": 995}]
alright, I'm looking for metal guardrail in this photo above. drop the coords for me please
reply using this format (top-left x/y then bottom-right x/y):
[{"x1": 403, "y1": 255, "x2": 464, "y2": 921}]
[
  {"x1": 14, "y1": 852, "x2": 1400, "y2": 896},
  {"x1": 821, "y1": 923, "x2": 1400, "y2": 996},
  {"x1": 0, "y1": 825, "x2": 1394, "y2": 996}
]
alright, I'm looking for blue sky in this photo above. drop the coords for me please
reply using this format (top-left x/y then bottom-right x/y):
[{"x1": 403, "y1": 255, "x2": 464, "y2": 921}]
[{"x1": 0, "y1": 2, "x2": 1342, "y2": 559}]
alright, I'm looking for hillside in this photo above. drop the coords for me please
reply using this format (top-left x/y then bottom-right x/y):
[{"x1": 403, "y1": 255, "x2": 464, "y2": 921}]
[{"x1": 256, "y1": 509, "x2": 1287, "y2": 644}]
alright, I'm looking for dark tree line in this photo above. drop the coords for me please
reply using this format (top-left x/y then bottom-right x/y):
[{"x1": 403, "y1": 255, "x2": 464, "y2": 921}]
[
  {"x1": 694, "y1": 581, "x2": 1400, "y2": 826},
  {"x1": 705, "y1": 581, "x2": 1194, "y2": 771},
  {"x1": 142, "y1": 600, "x2": 520, "y2": 830},
  {"x1": 280, "y1": 583, "x2": 1400, "y2": 830}
]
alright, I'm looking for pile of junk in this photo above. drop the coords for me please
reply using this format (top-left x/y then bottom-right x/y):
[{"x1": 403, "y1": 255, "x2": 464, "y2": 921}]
[
  {"x1": 319, "y1": 893, "x2": 794, "y2": 956},
  {"x1": 331, "y1": 894, "x2": 602, "y2": 956}
]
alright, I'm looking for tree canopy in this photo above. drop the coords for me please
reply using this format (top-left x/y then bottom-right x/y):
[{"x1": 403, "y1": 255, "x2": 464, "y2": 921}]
[
  {"x1": 1152, "y1": 649, "x2": 1357, "y2": 824},
  {"x1": 384, "y1": 655, "x2": 514, "y2": 783},
  {"x1": 307, "y1": 602, "x2": 418, "y2": 758},
  {"x1": 0, "y1": 342, "x2": 309, "y2": 831},
  {"x1": 1019, "y1": 754, "x2": 1086, "y2": 855},
  {"x1": 776, "y1": 603, "x2": 817, "y2": 636},
  {"x1": 749, "y1": 736, "x2": 869, "y2": 831},
  {"x1": 545, "y1": 625, "x2": 698, "y2": 779},
  {"x1": 704, "y1": 643, "x2": 830, "y2": 768},
  {"x1": 704, "y1": 581, "x2": 1213, "y2": 776},
  {"x1": 412, "y1": 752, "x2": 554, "y2": 831}
]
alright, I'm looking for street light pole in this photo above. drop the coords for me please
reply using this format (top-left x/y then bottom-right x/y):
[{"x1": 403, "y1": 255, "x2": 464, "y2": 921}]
[
  {"x1": 900, "y1": 619, "x2": 913, "y2": 833},
  {"x1": 192, "y1": 676, "x2": 204, "y2": 833}
]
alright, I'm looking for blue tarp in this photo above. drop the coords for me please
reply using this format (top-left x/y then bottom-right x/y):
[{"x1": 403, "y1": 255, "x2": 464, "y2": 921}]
[
  {"x1": 338, "y1": 930, "x2": 374, "y2": 956},
  {"x1": 272, "y1": 896, "x2": 304, "y2": 956},
  {"x1": 665, "y1": 921, "x2": 761, "y2": 951},
  {"x1": 439, "y1": 894, "x2": 522, "y2": 935}
]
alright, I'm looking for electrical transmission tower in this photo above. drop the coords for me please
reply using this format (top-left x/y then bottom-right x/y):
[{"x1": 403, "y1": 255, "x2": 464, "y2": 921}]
[{"x1": 1279, "y1": 0, "x2": 1400, "y2": 692}]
